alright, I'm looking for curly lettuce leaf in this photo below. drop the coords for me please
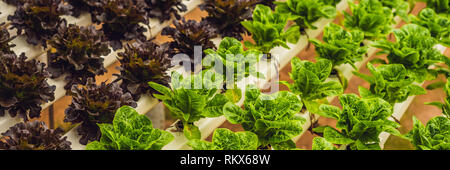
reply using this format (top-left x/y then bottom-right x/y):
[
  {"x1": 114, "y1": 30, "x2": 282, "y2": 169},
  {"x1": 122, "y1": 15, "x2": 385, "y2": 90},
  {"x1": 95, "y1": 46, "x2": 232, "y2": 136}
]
[
  {"x1": 418, "y1": 0, "x2": 450, "y2": 16},
  {"x1": 411, "y1": 8, "x2": 450, "y2": 47},
  {"x1": 241, "y1": 4, "x2": 299, "y2": 56},
  {"x1": 317, "y1": 94, "x2": 400, "y2": 150},
  {"x1": 282, "y1": 58, "x2": 343, "y2": 112},
  {"x1": 275, "y1": 0, "x2": 337, "y2": 32},
  {"x1": 203, "y1": 37, "x2": 264, "y2": 85},
  {"x1": 223, "y1": 85, "x2": 305, "y2": 149},
  {"x1": 312, "y1": 137, "x2": 338, "y2": 150},
  {"x1": 188, "y1": 128, "x2": 259, "y2": 150},
  {"x1": 380, "y1": 0, "x2": 411, "y2": 21},
  {"x1": 85, "y1": 106, "x2": 174, "y2": 150},
  {"x1": 149, "y1": 72, "x2": 228, "y2": 140},
  {"x1": 343, "y1": 0, "x2": 395, "y2": 40},
  {"x1": 354, "y1": 63, "x2": 426, "y2": 105},
  {"x1": 405, "y1": 116, "x2": 450, "y2": 150},
  {"x1": 372, "y1": 24, "x2": 446, "y2": 82},
  {"x1": 310, "y1": 23, "x2": 367, "y2": 69}
]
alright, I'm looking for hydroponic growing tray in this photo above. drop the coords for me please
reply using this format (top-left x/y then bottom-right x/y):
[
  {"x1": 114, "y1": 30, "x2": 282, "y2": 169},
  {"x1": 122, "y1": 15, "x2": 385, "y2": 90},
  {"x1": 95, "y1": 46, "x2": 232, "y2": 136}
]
[{"x1": 0, "y1": 0, "x2": 448, "y2": 151}]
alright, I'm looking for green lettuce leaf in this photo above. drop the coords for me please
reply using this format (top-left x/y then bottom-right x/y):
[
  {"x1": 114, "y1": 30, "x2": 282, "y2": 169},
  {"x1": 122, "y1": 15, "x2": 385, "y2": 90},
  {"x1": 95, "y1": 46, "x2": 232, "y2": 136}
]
[
  {"x1": 241, "y1": 4, "x2": 299, "y2": 56},
  {"x1": 275, "y1": 0, "x2": 338, "y2": 33},
  {"x1": 380, "y1": 0, "x2": 411, "y2": 22},
  {"x1": 203, "y1": 37, "x2": 264, "y2": 85},
  {"x1": 354, "y1": 63, "x2": 426, "y2": 106},
  {"x1": 188, "y1": 128, "x2": 259, "y2": 150},
  {"x1": 418, "y1": 0, "x2": 450, "y2": 16},
  {"x1": 411, "y1": 8, "x2": 450, "y2": 47},
  {"x1": 310, "y1": 23, "x2": 367, "y2": 68},
  {"x1": 284, "y1": 58, "x2": 343, "y2": 112},
  {"x1": 223, "y1": 85, "x2": 305, "y2": 149},
  {"x1": 149, "y1": 71, "x2": 229, "y2": 139},
  {"x1": 312, "y1": 137, "x2": 338, "y2": 150},
  {"x1": 406, "y1": 116, "x2": 450, "y2": 150},
  {"x1": 85, "y1": 106, "x2": 174, "y2": 150},
  {"x1": 344, "y1": 0, "x2": 395, "y2": 40},
  {"x1": 371, "y1": 24, "x2": 447, "y2": 82},
  {"x1": 318, "y1": 94, "x2": 399, "y2": 150}
]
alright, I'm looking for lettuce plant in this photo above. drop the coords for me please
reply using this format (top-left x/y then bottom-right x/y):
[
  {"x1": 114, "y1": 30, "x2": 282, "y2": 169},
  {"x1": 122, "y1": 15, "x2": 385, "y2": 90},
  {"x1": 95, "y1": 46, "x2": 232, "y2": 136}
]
[
  {"x1": 405, "y1": 116, "x2": 450, "y2": 150},
  {"x1": 7, "y1": 0, "x2": 72, "y2": 48},
  {"x1": 426, "y1": 78, "x2": 450, "y2": 118},
  {"x1": 88, "y1": 0, "x2": 149, "y2": 50},
  {"x1": 0, "y1": 121, "x2": 71, "y2": 150},
  {"x1": 149, "y1": 72, "x2": 229, "y2": 140},
  {"x1": 188, "y1": 128, "x2": 259, "y2": 150},
  {"x1": 312, "y1": 137, "x2": 338, "y2": 150},
  {"x1": 86, "y1": 106, "x2": 174, "y2": 150},
  {"x1": 310, "y1": 23, "x2": 367, "y2": 69},
  {"x1": 199, "y1": 0, "x2": 259, "y2": 40},
  {"x1": 0, "y1": 53, "x2": 55, "y2": 121},
  {"x1": 418, "y1": 0, "x2": 449, "y2": 15},
  {"x1": 0, "y1": 22, "x2": 16, "y2": 54},
  {"x1": 241, "y1": 4, "x2": 300, "y2": 59},
  {"x1": 411, "y1": 8, "x2": 450, "y2": 47},
  {"x1": 114, "y1": 41, "x2": 171, "y2": 101},
  {"x1": 162, "y1": 18, "x2": 218, "y2": 70},
  {"x1": 354, "y1": 63, "x2": 426, "y2": 106},
  {"x1": 275, "y1": 0, "x2": 337, "y2": 34},
  {"x1": 380, "y1": 0, "x2": 410, "y2": 21},
  {"x1": 203, "y1": 37, "x2": 263, "y2": 87},
  {"x1": 280, "y1": 58, "x2": 343, "y2": 113},
  {"x1": 372, "y1": 24, "x2": 446, "y2": 82},
  {"x1": 47, "y1": 21, "x2": 111, "y2": 90},
  {"x1": 343, "y1": 0, "x2": 395, "y2": 40},
  {"x1": 144, "y1": 0, "x2": 188, "y2": 22},
  {"x1": 223, "y1": 85, "x2": 305, "y2": 150},
  {"x1": 64, "y1": 78, "x2": 137, "y2": 145},
  {"x1": 314, "y1": 94, "x2": 401, "y2": 150}
]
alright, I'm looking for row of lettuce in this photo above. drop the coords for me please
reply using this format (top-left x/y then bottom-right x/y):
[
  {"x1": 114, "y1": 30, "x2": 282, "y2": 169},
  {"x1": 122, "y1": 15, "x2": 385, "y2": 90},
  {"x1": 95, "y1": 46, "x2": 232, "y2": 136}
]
[
  {"x1": 89, "y1": 0, "x2": 450, "y2": 150},
  {"x1": 0, "y1": 0, "x2": 448, "y2": 150},
  {"x1": 0, "y1": 0, "x2": 275, "y2": 150}
]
